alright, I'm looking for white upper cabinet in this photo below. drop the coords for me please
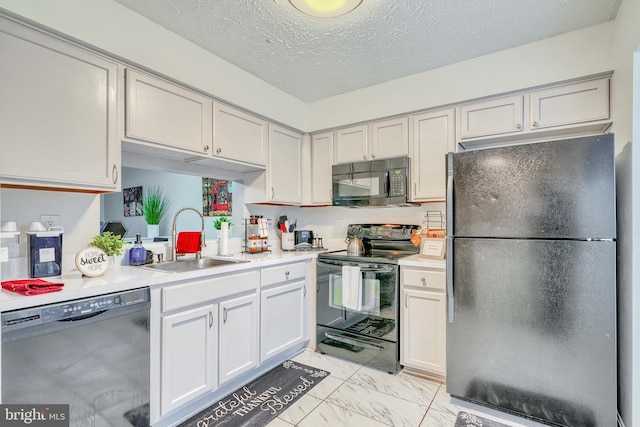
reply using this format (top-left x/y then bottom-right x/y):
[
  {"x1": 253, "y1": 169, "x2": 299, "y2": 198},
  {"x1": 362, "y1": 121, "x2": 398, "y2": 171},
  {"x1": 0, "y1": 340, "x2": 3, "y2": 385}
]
[
  {"x1": 213, "y1": 103, "x2": 268, "y2": 167},
  {"x1": 529, "y1": 78, "x2": 609, "y2": 130},
  {"x1": 334, "y1": 118, "x2": 409, "y2": 164},
  {"x1": 268, "y1": 125, "x2": 302, "y2": 203},
  {"x1": 0, "y1": 17, "x2": 120, "y2": 191},
  {"x1": 311, "y1": 131, "x2": 334, "y2": 205},
  {"x1": 410, "y1": 109, "x2": 455, "y2": 201},
  {"x1": 458, "y1": 95, "x2": 525, "y2": 140},
  {"x1": 457, "y1": 76, "x2": 611, "y2": 149},
  {"x1": 126, "y1": 69, "x2": 212, "y2": 155},
  {"x1": 334, "y1": 125, "x2": 368, "y2": 163},
  {"x1": 370, "y1": 117, "x2": 410, "y2": 160}
]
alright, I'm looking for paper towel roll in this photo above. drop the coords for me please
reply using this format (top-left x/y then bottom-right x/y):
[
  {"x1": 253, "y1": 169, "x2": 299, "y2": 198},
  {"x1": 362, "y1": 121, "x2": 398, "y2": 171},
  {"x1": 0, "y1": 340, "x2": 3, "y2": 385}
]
[{"x1": 220, "y1": 222, "x2": 229, "y2": 256}]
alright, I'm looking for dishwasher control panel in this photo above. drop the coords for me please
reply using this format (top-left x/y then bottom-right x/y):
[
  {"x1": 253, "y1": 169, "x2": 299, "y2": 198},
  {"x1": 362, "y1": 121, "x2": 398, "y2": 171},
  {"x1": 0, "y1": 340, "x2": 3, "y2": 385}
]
[{"x1": 1, "y1": 287, "x2": 150, "y2": 332}]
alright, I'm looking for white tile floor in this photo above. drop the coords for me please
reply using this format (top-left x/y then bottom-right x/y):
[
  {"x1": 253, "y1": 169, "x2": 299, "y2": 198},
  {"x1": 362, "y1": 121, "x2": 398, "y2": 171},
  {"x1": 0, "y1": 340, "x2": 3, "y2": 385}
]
[{"x1": 266, "y1": 350, "x2": 550, "y2": 427}]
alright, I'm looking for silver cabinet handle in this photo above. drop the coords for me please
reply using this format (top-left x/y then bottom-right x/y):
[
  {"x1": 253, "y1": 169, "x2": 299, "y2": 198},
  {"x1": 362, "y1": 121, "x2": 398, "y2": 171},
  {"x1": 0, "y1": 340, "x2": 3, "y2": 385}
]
[
  {"x1": 421, "y1": 277, "x2": 427, "y2": 286},
  {"x1": 271, "y1": 187, "x2": 275, "y2": 199},
  {"x1": 216, "y1": 147, "x2": 222, "y2": 154},
  {"x1": 414, "y1": 182, "x2": 417, "y2": 197},
  {"x1": 371, "y1": 154, "x2": 375, "y2": 159},
  {"x1": 362, "y1": 154, "x2": 367, "y2": 160},
  {"x1": 285, "y1": 271, "x2": 290, "y2": 278},
  {"x1": 223, "y1": 307, "x2": 228, "y2": 324},
  {"x1": 532, "y1": 121, "x2": 540, "y2": 128},
  {"x1": 303, "y1": 286, "x2": 307, "y2": 298},
  {"x1": 209, "y1": 311, "x2": 214, "y2": 328},
  {"x1": 203, "y1": 145, "x2": 209, "y2": 151},
  {"x1": 404, "y1": 293, "x2": 408, "y2": 308},
  {"x1": 515, "y1": 123, "x2": 522, "y2": 129},
  {"x1": 112, "y1": 164, "x2": 118, "y2": 184}
]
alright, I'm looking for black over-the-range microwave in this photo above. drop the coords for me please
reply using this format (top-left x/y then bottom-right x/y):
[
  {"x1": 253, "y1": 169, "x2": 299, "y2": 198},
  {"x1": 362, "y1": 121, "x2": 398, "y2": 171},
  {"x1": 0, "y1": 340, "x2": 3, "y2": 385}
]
[{"x1": 332, "y1": 156, "x2": 409, "y2": 206}]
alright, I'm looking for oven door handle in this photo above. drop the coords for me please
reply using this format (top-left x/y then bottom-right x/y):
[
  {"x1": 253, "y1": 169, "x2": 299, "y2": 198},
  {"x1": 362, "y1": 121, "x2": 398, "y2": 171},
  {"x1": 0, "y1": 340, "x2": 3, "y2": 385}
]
[
  {"x1": 317, "y1": 260, "x2": 394, "y2": 274},
  {"x1": 324, "y1": 332, "x2": 385, "y2": 351}
]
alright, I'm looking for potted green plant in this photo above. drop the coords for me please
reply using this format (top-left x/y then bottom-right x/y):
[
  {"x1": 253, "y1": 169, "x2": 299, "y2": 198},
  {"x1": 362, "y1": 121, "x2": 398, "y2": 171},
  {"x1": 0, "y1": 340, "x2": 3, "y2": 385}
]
[
  {"x1": 89, "y1": 231, "x2": 124, "y2": 267},
  {"x1": 141, "y1": 186, "x2": 171, "y2": 238},
  {"x1": 213, "y1": 216, "x2": 233, "y2": 231}
]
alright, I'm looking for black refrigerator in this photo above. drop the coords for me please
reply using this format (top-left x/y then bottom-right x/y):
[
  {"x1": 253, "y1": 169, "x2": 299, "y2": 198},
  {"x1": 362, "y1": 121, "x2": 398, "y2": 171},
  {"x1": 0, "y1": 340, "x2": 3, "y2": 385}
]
[{"x1": 446, "y1": 134, "x2": 616, "y2": 427}]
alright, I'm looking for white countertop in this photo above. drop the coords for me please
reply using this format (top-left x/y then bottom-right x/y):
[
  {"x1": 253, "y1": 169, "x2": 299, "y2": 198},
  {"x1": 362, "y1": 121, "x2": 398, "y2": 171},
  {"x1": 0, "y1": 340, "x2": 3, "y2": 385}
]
[{"x1": 0, "y1": 250, "x2": 320, "y2": 312}]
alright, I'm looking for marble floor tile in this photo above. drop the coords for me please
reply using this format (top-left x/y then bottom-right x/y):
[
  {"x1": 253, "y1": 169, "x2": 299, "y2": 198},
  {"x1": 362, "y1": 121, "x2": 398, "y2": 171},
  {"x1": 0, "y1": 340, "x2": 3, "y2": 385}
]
[
  {"x1": 326, "y1": 380, "x2": 427, "y2": 427},
  {"x1": 305, "y1": 375, "x2": 344, "y2": 400},
  {"x1": 275, "y1": 394, "x2": 323, "y2": 425},
  {"x1": 298, "y1": 401, "x2": 391, "y2": 427},
  {"x1": 347, "y1": 365, "x2": 441, "y2": 407},
  {"x1": 265, "y1": 416, "x2": 294, "y2": 427},
  {"x1": 292, "y1": 349, "x2": 362, "y2": 380},
  {"x1": 419, "y1": 408, "x2": 456, "y2": 427}
]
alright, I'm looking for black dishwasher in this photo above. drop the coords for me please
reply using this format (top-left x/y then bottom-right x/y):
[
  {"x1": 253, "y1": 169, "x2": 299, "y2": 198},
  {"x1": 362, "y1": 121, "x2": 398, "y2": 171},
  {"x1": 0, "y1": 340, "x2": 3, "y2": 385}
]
[{"x1": 1, "y1": 287, "x2": 150, "y2": 427}]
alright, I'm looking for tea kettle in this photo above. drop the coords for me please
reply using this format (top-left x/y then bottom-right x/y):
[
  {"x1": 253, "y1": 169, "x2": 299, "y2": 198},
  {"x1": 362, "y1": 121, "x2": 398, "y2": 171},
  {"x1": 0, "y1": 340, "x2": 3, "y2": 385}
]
[{"x1": 345, "y1": 236, "x2": 364, "y2": 256}]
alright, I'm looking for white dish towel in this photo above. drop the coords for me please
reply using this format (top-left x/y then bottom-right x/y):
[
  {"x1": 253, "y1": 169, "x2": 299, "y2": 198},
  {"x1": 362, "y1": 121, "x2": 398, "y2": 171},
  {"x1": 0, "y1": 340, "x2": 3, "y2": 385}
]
[{"x1": 341, "y1": 265, "x2": 362, "y2": 311}]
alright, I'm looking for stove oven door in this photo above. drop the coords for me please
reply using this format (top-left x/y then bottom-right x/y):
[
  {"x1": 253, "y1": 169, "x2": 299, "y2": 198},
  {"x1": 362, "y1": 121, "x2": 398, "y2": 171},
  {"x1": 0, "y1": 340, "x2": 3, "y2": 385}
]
[{"x1": 316, "y1": 258, "x2": 399, "y2": 372}]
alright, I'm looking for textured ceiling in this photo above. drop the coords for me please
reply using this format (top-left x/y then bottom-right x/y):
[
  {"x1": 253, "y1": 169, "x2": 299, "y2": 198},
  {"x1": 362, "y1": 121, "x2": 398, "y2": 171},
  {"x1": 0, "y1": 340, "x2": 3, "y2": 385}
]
[{"x1": 112, "y1": 0, "x2": 621, "y2": 102}]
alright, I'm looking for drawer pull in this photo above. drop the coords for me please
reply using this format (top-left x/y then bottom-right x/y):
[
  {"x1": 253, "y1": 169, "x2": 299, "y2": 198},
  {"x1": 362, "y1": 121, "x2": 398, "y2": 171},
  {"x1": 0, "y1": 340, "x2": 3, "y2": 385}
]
[
  {"x1": 209, "y1": 311, "x2": 214, "y2": 328},
  {"x1": 421, "y1": 277, "x2": 427, "y2": 286}
]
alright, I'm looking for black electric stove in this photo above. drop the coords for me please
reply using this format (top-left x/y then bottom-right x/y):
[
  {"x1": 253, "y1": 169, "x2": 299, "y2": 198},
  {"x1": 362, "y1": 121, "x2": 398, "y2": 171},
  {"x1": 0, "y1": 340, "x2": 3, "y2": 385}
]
[{"x1": 318, "y1": 224, "x2": 420, "y2": 264}]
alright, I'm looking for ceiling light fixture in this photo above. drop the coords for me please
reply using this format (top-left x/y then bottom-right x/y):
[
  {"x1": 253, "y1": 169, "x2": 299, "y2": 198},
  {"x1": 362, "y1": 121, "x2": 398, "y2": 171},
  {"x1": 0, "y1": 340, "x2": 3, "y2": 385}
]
[{"x1": 288, "y1": 0, "x2": 363, "y2": 18}]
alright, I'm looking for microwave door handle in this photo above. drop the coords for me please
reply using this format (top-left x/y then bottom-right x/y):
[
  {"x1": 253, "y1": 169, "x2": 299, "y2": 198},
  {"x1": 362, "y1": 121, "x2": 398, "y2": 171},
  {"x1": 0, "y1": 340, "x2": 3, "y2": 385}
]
[{"x1": 384, "y1": 170, "x2": 390, "y2": 196}]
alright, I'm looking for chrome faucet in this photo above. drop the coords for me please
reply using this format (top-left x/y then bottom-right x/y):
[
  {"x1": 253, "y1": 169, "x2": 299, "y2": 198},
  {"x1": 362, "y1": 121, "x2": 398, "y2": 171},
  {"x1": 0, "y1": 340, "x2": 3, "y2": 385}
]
[{"x1": 172, "y1": 207, "x2": 206, "y2": 261}]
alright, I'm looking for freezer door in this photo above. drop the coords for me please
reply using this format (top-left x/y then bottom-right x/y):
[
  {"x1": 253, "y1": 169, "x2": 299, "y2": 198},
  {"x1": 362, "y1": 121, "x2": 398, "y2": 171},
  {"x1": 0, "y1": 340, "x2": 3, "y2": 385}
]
[
  {"x1": 450, "y1": 134, "x2": 615, "y2": 239},
  {"x1": 446, "y1": 238, "x2": 616, "y2": 427}
]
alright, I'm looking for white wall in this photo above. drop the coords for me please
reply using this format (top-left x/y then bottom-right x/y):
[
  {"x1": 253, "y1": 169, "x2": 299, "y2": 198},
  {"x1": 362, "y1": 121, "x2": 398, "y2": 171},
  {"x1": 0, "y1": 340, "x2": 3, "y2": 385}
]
[
  {"x1": 0, "y1": 188, "x2": 100, "y2": 279},
  {"x1": 608, "y1": 0, "x2": 640, "y2": 423},
  {"x1": 102, "y1": 167, "x2": 244, "y2": 239}
]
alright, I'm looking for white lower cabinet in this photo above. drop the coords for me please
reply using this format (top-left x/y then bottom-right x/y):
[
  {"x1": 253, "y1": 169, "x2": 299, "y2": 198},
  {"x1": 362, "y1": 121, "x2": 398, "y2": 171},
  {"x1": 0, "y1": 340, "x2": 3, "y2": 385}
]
[
  {"x1": 400, "y1": 267, "x2": 446, "y2": 376},
  {"x1": 260, "y1": 262, "x2": 307, "y2": 362},
  {"x1": 218, "y1": 292, "x2": 259, "y2": 385},
  {"x1": 161, "y1": 304, "x2": 218, "y2": 415}
]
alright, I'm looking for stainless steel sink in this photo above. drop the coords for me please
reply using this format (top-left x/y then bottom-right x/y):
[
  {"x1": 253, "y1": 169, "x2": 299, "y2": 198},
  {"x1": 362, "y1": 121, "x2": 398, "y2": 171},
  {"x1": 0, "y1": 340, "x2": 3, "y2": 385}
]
[{"x1": 140, "y1": 257, "x2": 248, "y2": 273}]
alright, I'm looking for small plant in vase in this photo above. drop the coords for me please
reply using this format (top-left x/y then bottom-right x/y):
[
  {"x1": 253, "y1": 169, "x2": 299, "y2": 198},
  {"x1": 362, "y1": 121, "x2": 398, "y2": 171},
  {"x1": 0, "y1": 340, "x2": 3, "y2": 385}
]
[
  {"x1": 141, "y1": 186, "x2": 171, "y2": 239},
  {"x1": 213, "y1": 217, "x2": 233, "y2": 236},
  {"x1": 89, "y1": 232, "x2": 124, "y2": 267}
]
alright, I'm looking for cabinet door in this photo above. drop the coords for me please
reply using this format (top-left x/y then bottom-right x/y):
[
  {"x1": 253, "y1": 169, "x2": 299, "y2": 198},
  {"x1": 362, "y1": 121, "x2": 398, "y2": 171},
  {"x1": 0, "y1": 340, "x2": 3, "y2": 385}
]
[
  {"x1": 260, "y1": 280, "x2": 306, "y2": 362},
  {"x1": 334, "y1": 125, "x2": 368, "y2": 164},
  {"x1": 269, "y1": 125, "x2": 302, "y2": 203},
  {"x1": 411, "y1": 109, "x2": 454, "y2": 201},
  {"x1": 458, "y1": 95, "x2": 524, "y2": 140},
  {"x1": 126, "y1": 69, "x2": 212, "y2": 154},
  {"x1": 370, "y1": 117, "x2": 409, "y2": 160},
  {"x1": 401, "y1": 288, "x2": 446, "y2": 375},
  {"x1": 219, "y1": 292, "x2": 259, "y2": 385},
  {"x1": 213, "y1": 103, "x2": 268, "y2": 166},
  {"x1": 161, "y1": 304, "x2": 218, "y2": 415},
  {"x1": 0, "y1": 18, "x2": 120, "y2": 191},
  {"x1": 311, "y1": 132, "x2": 334, "y2": 204},
  {"x1": 530, "y1": 78, "x2": 609, "y2": 130}
]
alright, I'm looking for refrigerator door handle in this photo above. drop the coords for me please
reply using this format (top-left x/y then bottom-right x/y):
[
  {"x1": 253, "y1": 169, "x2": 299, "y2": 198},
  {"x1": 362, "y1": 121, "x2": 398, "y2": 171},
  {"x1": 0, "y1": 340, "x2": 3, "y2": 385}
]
[
  {"x1": 446, "y1": 236, "x2": 454, "y2": 323},
  {"x1": 446, "y1": 153, "x2": 454, "y2": 235}
]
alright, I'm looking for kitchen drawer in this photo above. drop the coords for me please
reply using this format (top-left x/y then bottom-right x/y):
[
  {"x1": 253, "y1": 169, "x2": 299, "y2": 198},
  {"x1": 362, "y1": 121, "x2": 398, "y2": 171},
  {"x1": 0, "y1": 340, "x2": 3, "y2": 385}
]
[
  {"x1": 261, "y1": 262, "x2": 306, "y2": 287},
  {"x1": 401, "y1": 267, "x2": 445, "y2": 292},
  {"x1": 162, "y1": 270, "x2": 259, "y2": 312}
]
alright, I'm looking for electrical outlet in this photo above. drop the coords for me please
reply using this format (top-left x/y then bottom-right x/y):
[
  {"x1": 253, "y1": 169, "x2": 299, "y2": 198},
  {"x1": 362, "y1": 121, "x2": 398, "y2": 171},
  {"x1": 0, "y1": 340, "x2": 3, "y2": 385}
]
[
  {"x1": 0, "y1": 247, "x2": 8, "y2": 263},
  {"x1": 40, "y1": 215, "x2": 60, "y2": 229}
]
